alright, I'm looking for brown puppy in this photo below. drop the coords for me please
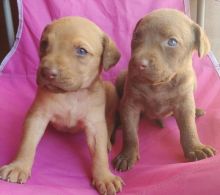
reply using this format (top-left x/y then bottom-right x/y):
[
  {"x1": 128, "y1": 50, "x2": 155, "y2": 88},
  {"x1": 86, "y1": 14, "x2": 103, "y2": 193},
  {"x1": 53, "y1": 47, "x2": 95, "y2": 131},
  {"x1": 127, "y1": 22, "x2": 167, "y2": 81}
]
[
  {"x1": 113, "y1": 9, "x2": 216, "y2": 171},
  {"x1": 0, "y1": 17, "x2": 123, "y2": 194}
]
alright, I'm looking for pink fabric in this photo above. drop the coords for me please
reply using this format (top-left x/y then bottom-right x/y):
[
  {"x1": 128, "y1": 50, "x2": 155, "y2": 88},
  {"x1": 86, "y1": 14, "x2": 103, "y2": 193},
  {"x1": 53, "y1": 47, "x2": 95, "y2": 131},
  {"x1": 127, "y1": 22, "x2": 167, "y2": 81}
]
[{"x1": 0, "y1": 0, "x2": 220, "y2": 194}]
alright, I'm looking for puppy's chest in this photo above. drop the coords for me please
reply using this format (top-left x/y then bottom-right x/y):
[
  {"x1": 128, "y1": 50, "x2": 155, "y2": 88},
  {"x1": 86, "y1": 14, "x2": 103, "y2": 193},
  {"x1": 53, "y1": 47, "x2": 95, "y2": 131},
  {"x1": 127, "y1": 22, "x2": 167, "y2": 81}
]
[
  {"x1": 50, "y1": 94, "x2": 90, "y2": 132},
  {"x1": 139, "y1": 85, "x2": 183, "y2": 118}
]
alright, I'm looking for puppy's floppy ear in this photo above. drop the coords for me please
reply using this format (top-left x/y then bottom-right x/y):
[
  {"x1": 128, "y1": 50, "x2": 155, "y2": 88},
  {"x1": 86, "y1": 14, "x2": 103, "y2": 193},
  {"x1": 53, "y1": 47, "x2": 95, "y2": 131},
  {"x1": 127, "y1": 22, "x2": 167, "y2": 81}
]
[
  {"x1": 133, "y1": 18, "x2": 143, "y2": 34},
  {"x1": 39, "y1": 25, "x2": 50, "y2": 58},
  {"x1": 193, "y1": 23, "x2": 210, "y2": 57},
  {"x1": 101, "y1": 35, "x2": 121, "y2": 71},
  {"x1": 131, "y1": 18, "x2": 143, "y2": 49}
]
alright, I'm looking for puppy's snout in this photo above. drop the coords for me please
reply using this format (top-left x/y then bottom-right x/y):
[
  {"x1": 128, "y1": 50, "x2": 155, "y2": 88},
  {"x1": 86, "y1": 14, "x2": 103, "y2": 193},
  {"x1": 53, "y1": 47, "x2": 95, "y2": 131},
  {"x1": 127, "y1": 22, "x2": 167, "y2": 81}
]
[
  {"x1": 139, "y1": 59, "x2": 150, "y2": 70},
  {"x1": 41, "y1": 67, "x2": 58, "y2": 80},
  {"x1": 138, "y1": 58, "x2": 155, "y2": 70}
]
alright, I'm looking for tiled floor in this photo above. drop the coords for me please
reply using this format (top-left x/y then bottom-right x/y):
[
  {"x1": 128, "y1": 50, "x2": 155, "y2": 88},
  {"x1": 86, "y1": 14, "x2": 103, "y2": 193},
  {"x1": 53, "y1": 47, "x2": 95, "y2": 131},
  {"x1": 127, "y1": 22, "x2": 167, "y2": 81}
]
[{"x1": 190, "y1": 0, "x2": 220, "y2": 62}]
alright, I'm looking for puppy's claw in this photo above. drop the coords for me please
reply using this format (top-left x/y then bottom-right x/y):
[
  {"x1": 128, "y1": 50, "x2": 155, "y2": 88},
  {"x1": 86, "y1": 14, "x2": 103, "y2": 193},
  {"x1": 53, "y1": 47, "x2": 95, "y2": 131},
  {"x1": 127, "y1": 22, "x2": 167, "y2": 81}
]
[
  {"x1": 98, "y1": 183, "x2": 107, "y2": 195},
  {"x1": 18, "y1": 180, "x2": 23, "y2": 184},
  {"x1": 113, "y1": 151, "x2": 139, "y2": 171},
  {"x1": 114, "y1": 158, "x2": 131, "y2": 172},
  {"x1": 93, "y1": 174, "x2": 123, "y2": 195},
  {"x1": 0, "y1": 163, "x2": 30, "y2": 184},
  {"x1": 185, "y1": 144, "x2": 216, "y2": 161}
]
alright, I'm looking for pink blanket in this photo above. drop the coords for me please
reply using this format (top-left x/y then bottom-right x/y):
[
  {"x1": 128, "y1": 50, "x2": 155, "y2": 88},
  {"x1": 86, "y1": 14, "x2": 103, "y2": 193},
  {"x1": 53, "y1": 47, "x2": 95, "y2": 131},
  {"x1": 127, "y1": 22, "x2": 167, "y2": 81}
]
[{"x1": 1, "y1": 0, "x2": 220, "y2": 194}]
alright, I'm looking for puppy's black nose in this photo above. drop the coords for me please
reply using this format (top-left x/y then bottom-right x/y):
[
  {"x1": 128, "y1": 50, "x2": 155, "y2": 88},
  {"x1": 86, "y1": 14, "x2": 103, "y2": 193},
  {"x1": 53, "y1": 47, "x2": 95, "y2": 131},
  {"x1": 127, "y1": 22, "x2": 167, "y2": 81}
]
[{"x1": 41, "y1": 67, "x2": 58, "y2": 80}]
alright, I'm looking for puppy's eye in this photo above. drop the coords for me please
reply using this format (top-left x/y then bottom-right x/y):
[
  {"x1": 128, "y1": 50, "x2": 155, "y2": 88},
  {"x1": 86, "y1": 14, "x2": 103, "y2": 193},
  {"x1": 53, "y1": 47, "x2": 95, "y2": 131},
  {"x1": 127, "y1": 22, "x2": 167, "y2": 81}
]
[
  {"x1": 40, "y1": 40, "x2": 48, "y2": 52},
  {"x1": 76, "y1": 48, "x2": 88, "y2": 56},
  {"x1": 167, "y1": 38, "x2": 178, "y2": 47}
]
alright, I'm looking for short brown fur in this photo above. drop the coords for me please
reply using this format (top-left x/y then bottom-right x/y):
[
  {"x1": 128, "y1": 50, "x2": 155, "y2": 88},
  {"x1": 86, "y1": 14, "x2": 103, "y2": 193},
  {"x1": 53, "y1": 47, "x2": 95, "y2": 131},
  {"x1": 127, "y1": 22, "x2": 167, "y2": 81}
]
[
  {"x1": 0, "y1": 17, "x2": 123, "y2": 195},
  {"x1": 113, "y1": 9, "x2": 215, "y2": 171}
]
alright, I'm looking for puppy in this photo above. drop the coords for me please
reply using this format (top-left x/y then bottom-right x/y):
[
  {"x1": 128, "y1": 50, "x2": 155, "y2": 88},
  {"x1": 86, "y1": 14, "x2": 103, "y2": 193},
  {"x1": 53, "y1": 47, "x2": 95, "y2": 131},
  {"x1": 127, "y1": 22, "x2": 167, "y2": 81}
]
[
  {"x1": 0, "y1": 17, "x2": 123, "y2": 195},
  {"x1": 113, "y1": 9, "x2": 216, "y2": 171}
]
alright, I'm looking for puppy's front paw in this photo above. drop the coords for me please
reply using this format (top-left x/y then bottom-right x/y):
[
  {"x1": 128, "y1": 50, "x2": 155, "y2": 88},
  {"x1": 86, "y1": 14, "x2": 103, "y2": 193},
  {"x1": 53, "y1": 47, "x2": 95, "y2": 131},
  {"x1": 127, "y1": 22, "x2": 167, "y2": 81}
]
[
  {"x1": 0, "y1": 162, "x2": 30, "y2": 184},
  {"x1": 185, "y1": 144, "x2": 216, "y2": 161},
  {"x1": 113, "y1": 150, "x2": 139, "y2": 171},
  {"x1": 92, "y1": 173, "x2": 124, "y2": 195}
]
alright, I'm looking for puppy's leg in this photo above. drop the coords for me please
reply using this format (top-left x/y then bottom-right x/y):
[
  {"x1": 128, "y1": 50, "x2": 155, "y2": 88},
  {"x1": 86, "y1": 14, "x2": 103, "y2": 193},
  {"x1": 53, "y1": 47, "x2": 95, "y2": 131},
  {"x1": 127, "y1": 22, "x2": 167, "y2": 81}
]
[
  {"x1": 85, "y1": 118, "x2": 124, "y2": 195},
  {"x1": 0, "y1": 109, "x2": 48, "y2": 183},
  {"x1": 104, "y1": 81, "x2": 119, "y2": 152},
  {"x1": 106, "y1": 113, "x2": 115, "y2": 152},
  {"x1": 113, "y1": 98, "x2": 141, "y2": 171},
  {"x1": 174, "y1": 95, "x2": 216, "y2": 161}
]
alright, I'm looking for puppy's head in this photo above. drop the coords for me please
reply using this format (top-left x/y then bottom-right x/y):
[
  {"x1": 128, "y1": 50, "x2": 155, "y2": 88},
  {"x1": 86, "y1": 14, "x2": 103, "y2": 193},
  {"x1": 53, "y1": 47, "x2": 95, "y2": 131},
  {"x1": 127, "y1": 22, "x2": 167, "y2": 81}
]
[
  {"x1": 37, "y1": 17, "x2": 120, "y2": 93},
  {"x1": 130, "y1": 9, "x2": 210, "y2": 85}
]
